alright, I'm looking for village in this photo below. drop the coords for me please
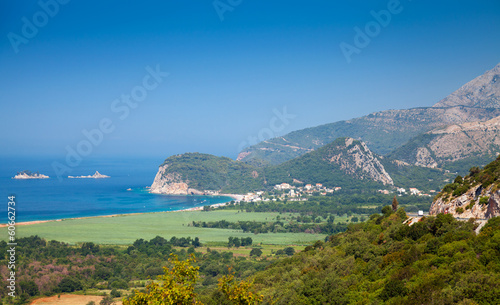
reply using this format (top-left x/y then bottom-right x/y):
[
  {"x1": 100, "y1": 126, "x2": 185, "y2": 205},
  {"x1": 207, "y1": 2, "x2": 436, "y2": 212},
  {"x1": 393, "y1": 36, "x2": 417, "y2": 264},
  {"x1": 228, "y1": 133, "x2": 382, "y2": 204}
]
[{"x1": 203, "y1": 182, "x2": 435, "y2": 203}]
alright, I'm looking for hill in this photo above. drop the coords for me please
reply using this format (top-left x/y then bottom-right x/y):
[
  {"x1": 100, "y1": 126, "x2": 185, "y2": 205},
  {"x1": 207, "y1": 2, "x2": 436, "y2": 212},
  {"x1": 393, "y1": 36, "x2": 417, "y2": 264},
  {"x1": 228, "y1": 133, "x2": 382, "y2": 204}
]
[
  {"x1": 430, "y1": 155, "x2": 500, "y2": 219},
  {"x1": 263, "y1": 137, "x2": 393, "y2": 189},
  {"x1": 151, "y1": 138, "x2": 455, "y2": 195},
  {"x1": 237, "y1": 63, "x2": 500, "y2": 166},
  {"x1": 387, "y1": 116, "x2": 500, "y2": 174},
  {"x1": 150, "y1": 153, "x2": 266, "y2": 194},
  {"x1": 251, "y1": 210, "x2": 500, "y2": 304}
]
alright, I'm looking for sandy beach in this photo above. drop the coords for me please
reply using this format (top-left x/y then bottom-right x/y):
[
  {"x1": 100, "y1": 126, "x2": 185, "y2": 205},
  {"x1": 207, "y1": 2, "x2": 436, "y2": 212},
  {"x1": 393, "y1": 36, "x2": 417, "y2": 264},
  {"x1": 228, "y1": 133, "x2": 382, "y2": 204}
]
[{"x1": 0, "y1": 196, "x2": 236, "y2": 228}]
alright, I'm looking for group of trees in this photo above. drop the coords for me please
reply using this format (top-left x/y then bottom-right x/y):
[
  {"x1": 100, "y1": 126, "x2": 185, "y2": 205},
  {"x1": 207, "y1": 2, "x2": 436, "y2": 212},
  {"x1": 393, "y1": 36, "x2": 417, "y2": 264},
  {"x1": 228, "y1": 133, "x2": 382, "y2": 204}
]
[
  {"x1": 228, "y1": 237, "x2": 253, "y2": 248},
  {"x1": 193, "y1": 219, "x2": 348, "y2": 235},
  {"x1": 250, "y1": 210, "x2": 500, "y2": 304},
  {"x1": 0, "y1": 235, "x2": 269, "y2": 304}
]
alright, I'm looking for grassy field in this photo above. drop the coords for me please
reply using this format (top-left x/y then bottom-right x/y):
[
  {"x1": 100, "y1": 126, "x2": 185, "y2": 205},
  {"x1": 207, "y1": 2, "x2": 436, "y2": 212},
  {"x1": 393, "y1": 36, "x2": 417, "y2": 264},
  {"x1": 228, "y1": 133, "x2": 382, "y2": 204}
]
[{"x1": 5, "y1": 210, "x2": 327, "y2": 246}]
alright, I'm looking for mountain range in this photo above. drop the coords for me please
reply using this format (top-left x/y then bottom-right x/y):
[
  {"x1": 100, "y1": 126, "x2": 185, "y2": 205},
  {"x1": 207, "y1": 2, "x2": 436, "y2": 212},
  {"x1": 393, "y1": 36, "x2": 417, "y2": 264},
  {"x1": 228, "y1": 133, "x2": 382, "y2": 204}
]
[{"x1": 152, "y1": 63, "x2": 500, "y2": 194}]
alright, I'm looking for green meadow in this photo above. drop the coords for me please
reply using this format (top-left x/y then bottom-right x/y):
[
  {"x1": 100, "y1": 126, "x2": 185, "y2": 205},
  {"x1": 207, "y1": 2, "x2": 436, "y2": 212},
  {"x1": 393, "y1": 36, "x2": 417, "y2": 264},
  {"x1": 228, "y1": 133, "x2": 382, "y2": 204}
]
[{"x1": 5, "y1": 210, "x2": 327, "y2": 245}]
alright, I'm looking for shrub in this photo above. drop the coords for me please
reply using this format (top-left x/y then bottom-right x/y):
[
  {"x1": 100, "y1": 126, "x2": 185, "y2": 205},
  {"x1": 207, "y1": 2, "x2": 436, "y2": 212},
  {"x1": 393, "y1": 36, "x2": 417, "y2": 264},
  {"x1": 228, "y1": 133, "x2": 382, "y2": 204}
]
[
  {"x1": 456, "y1": 207, "x2": 464, "y2": 214},
  {"x1": 479, "y1": 196, "x2": 490, "y2": 205}
]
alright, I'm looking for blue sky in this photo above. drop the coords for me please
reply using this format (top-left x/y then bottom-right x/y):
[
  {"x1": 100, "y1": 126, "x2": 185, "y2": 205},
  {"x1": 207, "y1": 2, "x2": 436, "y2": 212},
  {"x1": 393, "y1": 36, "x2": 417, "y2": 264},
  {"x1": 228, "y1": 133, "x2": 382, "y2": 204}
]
[{"x1": 1, "y1": 0, "x2": 500, "y2": 161}]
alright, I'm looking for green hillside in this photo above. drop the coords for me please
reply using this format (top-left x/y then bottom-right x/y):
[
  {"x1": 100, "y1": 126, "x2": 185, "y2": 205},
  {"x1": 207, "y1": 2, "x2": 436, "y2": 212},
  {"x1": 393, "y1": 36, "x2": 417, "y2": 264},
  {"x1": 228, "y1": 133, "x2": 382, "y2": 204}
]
[
  {"x1": 252, "y1": 210, "x2": 500, "y2": 304},
  {"x1": 159, "y1": 153, "x2": 266, "y2": 193}
]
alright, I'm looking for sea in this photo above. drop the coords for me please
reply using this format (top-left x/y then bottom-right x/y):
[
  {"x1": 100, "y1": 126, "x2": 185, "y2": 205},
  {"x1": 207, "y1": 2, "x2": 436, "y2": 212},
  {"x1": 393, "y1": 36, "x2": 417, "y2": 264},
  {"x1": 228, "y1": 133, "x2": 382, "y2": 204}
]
[{"x1": 0, "y1": 156, "x2": 232, "y2": 224}]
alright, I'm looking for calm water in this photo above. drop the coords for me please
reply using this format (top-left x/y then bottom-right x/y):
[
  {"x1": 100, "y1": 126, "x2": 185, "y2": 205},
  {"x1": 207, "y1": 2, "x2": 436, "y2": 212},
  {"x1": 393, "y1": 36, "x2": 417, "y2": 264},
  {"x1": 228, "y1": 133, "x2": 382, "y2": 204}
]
[{"x1": 0, "y1": 156, "x2": 231, "y2": 223}]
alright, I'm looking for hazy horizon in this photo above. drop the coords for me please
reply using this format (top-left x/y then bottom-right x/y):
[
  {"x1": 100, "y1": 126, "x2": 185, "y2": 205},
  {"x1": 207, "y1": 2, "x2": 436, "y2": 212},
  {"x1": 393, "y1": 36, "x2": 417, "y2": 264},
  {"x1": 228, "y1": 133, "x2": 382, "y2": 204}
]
[{"x1": 2, "y1": 0, "x2": 500, "y2": 161}]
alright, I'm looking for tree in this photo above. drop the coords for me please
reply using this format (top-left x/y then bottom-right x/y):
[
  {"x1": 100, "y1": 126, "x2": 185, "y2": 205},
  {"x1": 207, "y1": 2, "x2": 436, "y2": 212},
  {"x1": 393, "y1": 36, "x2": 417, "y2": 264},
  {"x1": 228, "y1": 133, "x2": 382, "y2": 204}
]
[
  {"x1": 20, "y1": 280, "x2": 38, "y2": 296},
  {"x1": 381, "y1": 205, "x2": 393, "y2": 217},
  {"x1": 124, "y1": 255, "x2": 262, "y2": 305},
  {"x1": 124, "y1": 254, "x2": 200, "y2": 305},
  {"x1": 392, "y1": 196, "x2": 399, "y2": 212},
  {"x1": 58, "y1": 278, "x2": 82, "y2": 292},
  {"x1": 110, "y1": 288, "x2": 121, "y2": 298},
  {"x1": 100, "y1": 296, "x2": 114, "y2": 305},
  {"x1": 284, "y1": 247, "x2": 295, "y2": 256},
  {"x1": 250, "y1": 248, "x2": 263, "y2": 257},
  {"x1": 193, "y1": 237, "x2": 201, "y2": 247},
  {"x1": 218, "y1": 269, "x2": 263, "y2": 305}
]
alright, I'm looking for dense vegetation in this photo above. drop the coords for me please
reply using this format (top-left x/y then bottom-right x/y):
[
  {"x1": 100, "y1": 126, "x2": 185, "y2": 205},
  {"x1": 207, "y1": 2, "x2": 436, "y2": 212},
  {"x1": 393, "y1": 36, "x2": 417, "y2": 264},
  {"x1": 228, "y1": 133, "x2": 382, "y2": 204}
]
[
  {"x1": 252, "y1": 211, "x2": 500, "y2": 304},
  {"x1": 4, "y1": 207, "x2": 500, "y2": 304},
  {"x1": 160, "y1": 153, "x2": 266, "y2": 193},
  {"x1": 0, "y1": 235, "x2": 270, "y2": 304},
  {"x1": 436, "y1": 155, "x2": 500, "y2": 201},
  {"x1": 159, "y1": 140, "x2": 452, "y2": 194}
]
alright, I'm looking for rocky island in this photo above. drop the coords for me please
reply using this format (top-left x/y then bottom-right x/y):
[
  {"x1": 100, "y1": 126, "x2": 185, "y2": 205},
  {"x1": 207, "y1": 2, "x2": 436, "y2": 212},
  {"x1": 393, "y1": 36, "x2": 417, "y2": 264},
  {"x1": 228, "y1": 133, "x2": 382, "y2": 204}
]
[
  {"x1": 68, "y1": 171, "x2": 110, "y2": 179},
  {"x1": 13, "y1": 170, "x2": 49, "y2": 179}
]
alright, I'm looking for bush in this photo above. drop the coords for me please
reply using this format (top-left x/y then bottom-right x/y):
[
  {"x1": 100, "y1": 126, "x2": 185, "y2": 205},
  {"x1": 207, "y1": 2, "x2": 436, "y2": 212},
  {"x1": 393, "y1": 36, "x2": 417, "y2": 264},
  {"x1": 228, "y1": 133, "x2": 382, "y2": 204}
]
[
  {"x1": 250, "y1": 248, "x2": 263, "y2": 257},
  {"x1": 456, "y1": 207, "x2": 464, "y2": 214},
  {"x1": 480, "y1": 196, "x2": 490, "y2": 205},
  {"x1": 58, "y1": 278, "x2": 82, "y2": 293},
  {"x1": 110, "y1": 288, "x2": 121, "y2": 298}
]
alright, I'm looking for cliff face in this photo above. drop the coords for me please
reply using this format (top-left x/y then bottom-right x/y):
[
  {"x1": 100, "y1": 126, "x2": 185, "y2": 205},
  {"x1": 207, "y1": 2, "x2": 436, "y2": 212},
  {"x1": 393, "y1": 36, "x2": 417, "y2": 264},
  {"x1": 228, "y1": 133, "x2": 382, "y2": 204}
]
[
  {"x1": 150, "y1": 165, "x2": 202, "y2": 195},
  {"x1": 430, "y1": 186, "x2": 500, "y2": 219},
  {"x1": 389, "y1": 116, "x2": 500, "y2": 170},
  {"x1": 325, "y1": 138, "x2": 393, "y2": 185}
]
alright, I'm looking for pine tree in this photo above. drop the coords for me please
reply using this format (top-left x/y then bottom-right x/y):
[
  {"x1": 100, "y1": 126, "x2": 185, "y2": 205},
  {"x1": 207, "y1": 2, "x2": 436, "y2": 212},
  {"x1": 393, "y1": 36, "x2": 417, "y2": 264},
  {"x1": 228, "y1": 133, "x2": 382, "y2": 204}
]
[{"x1": 392, "y1": 196, "x2": 399, "y2": 212}]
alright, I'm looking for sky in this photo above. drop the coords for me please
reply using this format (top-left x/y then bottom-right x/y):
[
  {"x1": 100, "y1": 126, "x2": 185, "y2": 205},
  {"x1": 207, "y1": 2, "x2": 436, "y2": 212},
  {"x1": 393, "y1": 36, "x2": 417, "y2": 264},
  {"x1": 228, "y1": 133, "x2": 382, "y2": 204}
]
[{"x1": 1, "y1": 0, "x2": 500, "y2": 162}]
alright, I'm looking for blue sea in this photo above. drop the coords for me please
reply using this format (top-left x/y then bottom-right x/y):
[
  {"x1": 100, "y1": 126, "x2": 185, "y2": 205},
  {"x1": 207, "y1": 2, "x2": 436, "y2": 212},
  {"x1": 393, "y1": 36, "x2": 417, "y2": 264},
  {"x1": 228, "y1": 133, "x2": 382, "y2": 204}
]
[{"x1": 0, "y1": 156, "x2": 232, "y2": 224}]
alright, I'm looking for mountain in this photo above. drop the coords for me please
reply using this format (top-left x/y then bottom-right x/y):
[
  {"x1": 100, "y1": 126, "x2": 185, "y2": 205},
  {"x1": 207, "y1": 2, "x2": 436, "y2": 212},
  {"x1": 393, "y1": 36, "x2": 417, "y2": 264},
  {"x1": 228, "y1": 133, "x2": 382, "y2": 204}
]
[
  {"x1": 264, "y1": 137, "x2": 393, "y2": 189},
  {"x1": 388, "y1": 116, "x2": 500, "y2": 173},
  {"x1": 150, "y1": 139, "x2": 394, "y2": 195},
  {"x1": 430, "y1": 155, "x2": 500, "y2": 219},
  {"x1": 151, "y1": 138, "x2": 454, "y2": 194},
  {"x1": 150, "y1": 153, "x2": 265, "y2": 194},
  {"x1": 433, "y1": 63, "x2": 500, "y2": 108},
  {"x1": 237, "y1": 63, "x2": 500, "y2": 166}
]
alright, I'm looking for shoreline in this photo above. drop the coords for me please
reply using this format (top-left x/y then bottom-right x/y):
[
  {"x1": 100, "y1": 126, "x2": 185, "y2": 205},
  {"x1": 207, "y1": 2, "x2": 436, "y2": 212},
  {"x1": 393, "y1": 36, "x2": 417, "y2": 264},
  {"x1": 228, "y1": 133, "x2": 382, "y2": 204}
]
[{"x1": 0, "y1": 194, "x2": 239, "y2": 228}]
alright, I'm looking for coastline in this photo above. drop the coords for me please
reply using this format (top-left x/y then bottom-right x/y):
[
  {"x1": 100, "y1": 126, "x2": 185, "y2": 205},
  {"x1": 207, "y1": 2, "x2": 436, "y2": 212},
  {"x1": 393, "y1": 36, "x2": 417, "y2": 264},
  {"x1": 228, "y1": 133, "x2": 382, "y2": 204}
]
[{"x1": 0, "y1": 194, "x2": 238, "y2": 228}]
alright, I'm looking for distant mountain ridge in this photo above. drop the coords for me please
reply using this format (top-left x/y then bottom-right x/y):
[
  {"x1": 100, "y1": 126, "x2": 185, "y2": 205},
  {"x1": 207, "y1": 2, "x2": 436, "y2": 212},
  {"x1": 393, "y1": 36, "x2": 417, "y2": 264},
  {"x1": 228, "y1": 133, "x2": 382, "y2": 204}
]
[
  {"x1": 388, "y1": 115, "x2": 500, "y2": 173},
  {"x1": 237, "y1": 63, "x2": 500, "y2": 172},
  {"x1": 152, "y1": 62, "x2": 500, "y2": 194},
  {"x1": 433, "y1": 63, "x2": 500, "y2": 108}
]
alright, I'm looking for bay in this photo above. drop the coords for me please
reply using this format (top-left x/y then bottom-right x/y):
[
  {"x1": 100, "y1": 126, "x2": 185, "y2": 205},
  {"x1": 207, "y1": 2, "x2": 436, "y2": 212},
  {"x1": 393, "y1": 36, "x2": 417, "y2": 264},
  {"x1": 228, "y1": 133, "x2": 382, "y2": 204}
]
[{"x1": 0, "y1": 156, "x2": 231, "y2": 223}]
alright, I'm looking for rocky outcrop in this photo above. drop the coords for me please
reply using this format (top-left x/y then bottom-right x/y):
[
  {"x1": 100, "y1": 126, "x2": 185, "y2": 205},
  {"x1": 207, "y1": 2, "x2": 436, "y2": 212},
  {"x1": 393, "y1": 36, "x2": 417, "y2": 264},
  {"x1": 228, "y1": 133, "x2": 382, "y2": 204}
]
[
  {"x1": 150, "y1": 165, "x2": 203, "y2": 195},
  {"x1": 430, "y1": 185, "x2": 500, "y2": 219},
  {"x1": 13, "y1": 171, "x2": 49, "y2": 179},
  {"x1": 325, "y1": 138, "x2": 394, "y2": 185},
  {"x1": 433, "y1": 63, "x2": 500, "y2": 108},
  {"x1": 68, "y1": 171, "x2": 110, "y2": 179},
  {"x1": 389, "y1": 115, "x2": 500, "y2": 169}
]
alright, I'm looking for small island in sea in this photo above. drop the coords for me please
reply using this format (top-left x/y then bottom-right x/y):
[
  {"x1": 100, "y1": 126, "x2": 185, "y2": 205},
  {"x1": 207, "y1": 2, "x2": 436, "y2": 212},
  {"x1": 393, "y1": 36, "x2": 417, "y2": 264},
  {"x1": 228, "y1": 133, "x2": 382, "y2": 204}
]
[
  {"x1": 13, "y1": 170, "x2": 50, "y2": 179},
  {"x1": 68, "y1": 171, "x2": 110, "y2": 179}
]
